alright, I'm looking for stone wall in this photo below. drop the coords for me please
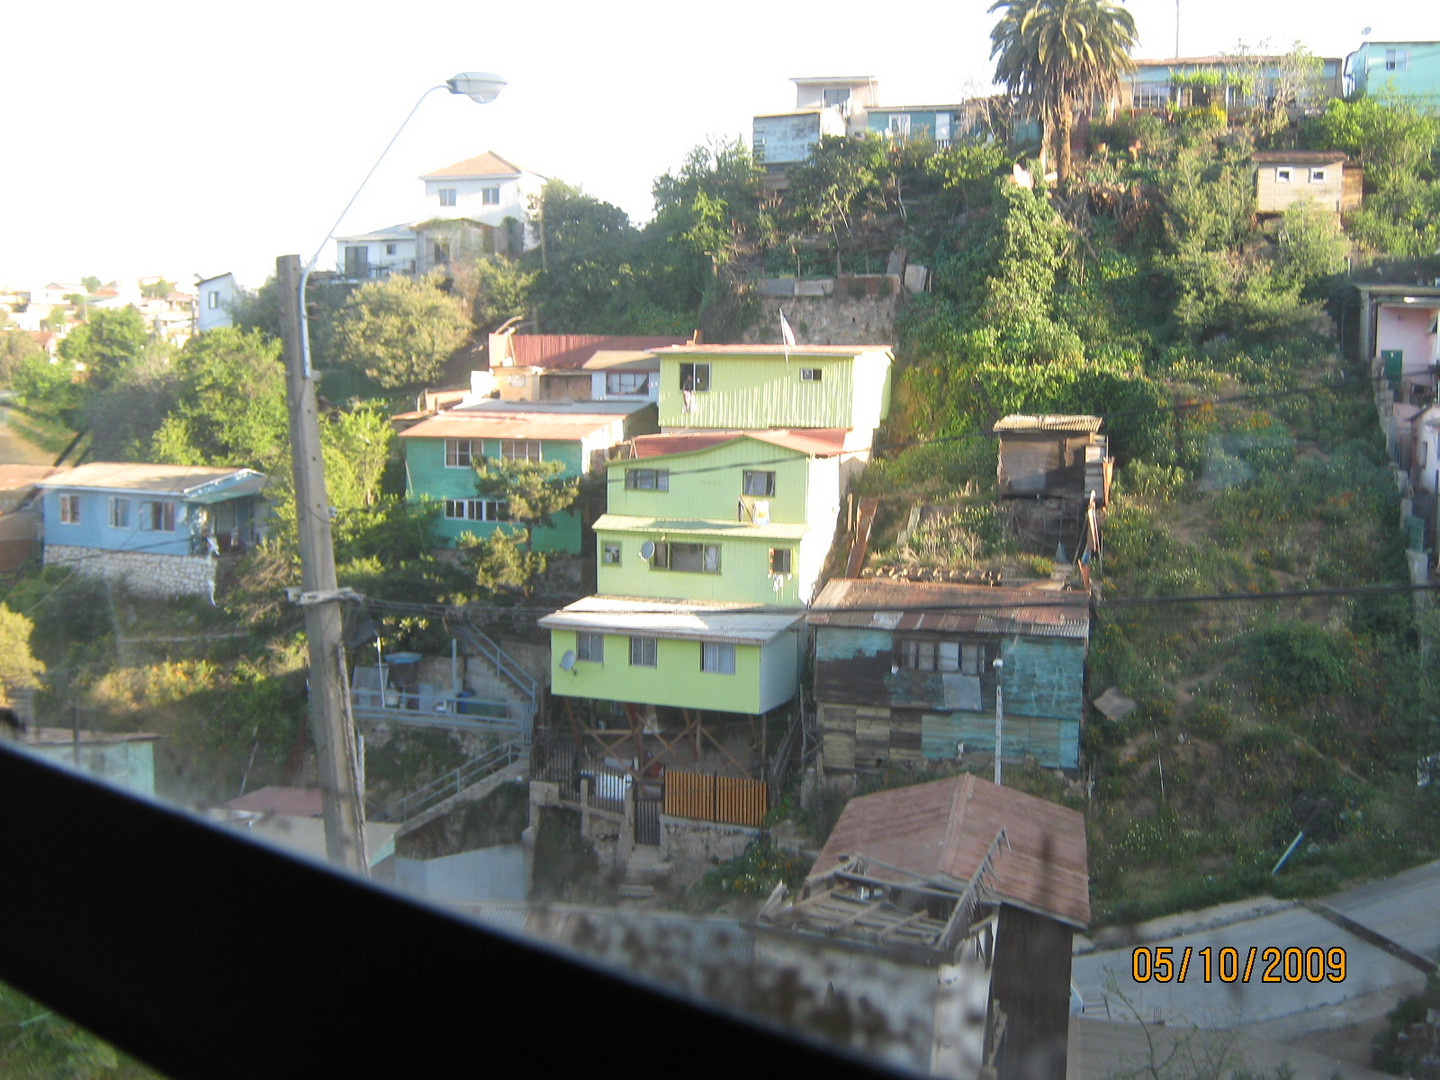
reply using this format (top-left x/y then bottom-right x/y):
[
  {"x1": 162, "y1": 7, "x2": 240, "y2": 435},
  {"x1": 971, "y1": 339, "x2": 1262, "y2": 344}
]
[
  {"x1": 742, "y1": 282, "x2": 906, "y2": 347},
  {"x1": 45, "y1": 545, "x2": 215, "y2": 598},
  {"x1": 659, "y1": 815, "x2": 761, "y2": 888}
]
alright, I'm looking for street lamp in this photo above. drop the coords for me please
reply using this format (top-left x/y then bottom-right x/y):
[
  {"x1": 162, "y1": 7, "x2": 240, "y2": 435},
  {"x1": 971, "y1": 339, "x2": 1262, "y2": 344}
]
[
  {"x1": 993, "y1": 657, "x2": 1005, "y2": 786},
  {"x1": 278, "y1": 72, "x2": 505, "y2": 874}
]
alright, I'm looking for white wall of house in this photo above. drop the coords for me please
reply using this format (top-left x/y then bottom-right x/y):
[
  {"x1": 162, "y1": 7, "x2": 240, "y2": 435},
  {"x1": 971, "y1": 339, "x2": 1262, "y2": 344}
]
[
  {"x1": 423, "y1": 174, "x2": 540, "y2": 244},
  {"x1": 1377, "y1": 303, "x2": 1440, "y2": 377},
  {"x1": 1414, "y1": 407, "x2": 1440, "y2": 494},
  {"x1": 336, "y1": 236, "x2": 418, "y2": 279},
  {"x1": 196, "y1": 274, "x2": 236, "y2": 333}
]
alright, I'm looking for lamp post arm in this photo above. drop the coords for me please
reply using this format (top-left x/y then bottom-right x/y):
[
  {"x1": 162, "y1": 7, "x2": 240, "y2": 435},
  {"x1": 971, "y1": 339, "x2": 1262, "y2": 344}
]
[{"x1": 298, "y1": 83, "x2": 447, "y2": 377}]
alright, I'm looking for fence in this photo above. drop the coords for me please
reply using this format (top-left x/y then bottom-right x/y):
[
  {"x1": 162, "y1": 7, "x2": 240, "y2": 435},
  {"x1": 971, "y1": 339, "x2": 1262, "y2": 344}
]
[{"x1": 663, "y1": 770, "x2": 768, "y2": 828}]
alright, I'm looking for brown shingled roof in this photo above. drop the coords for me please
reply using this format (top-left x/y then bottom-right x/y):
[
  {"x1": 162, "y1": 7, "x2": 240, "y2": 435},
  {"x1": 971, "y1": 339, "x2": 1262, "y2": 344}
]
[{"x1": 813, "y1": 775, "x2": 1090, "y2": 928}]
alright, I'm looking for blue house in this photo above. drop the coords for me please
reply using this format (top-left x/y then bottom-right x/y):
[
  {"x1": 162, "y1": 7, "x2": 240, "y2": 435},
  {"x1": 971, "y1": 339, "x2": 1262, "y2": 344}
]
[
  {"x1": 1345, "y1": 41, "x2": 1440, "y2": 106},
  {"x1": 35, "y1": 462, "x2": 266, "y2": 597}
]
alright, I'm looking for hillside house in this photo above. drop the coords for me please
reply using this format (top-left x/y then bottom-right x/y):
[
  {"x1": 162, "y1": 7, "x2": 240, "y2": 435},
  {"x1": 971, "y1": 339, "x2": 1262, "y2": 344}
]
[
  {"x1": 195, "y1": 273, "x2": 237, "y2": 332},
  {"x1": 419, "y1": 151, "x2": 545, "y2": 252},
  {"x1": 397, "y1": 400, "x2": 656, "y2": 553},
  {"x1": 1119, "y1": 54, "x2": 1342, "y2": 114},
  {"x1": 995, "y1": 414, "x2": 1110, "y2": 556},
  {"x1": 0, "y1": 464, "x2": 62, "y2": 572},
  {"x1": 655, "y1": 344, "x2": 891, "y2": 447},
  {"x1": 808, "y1": 578, "x2": 1090, "y2": 778},
  {"x1": 1345, "y1": 40, "x2": 1440, "y2": 105},
  {"x1": 752, "y1": 76, "x2": 878, "y2": 180},
  {"x1": 760, "y1": 774, "x2": 1089, "y2": 1080},
  {"x1": 1358, "y1": 282, "x2": 1440, "y2": 398},
  {"x1": 35, "y1": 463, "x2": 266, "y2": 597},
  {"x1": 333, "y1": 224, "x2": 419, "y2": 281},
  {"x1": 1253, "y1": 151, "x2": 1360, "y2": 215}
]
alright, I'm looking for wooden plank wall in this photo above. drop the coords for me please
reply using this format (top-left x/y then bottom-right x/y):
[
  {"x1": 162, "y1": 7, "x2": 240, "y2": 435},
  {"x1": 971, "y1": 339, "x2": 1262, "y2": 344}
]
[
  {"x1": 819, "y1": 704, "x2": 923, "y2": 776},
  {"x1": 664, "y1": 770, "x2": 768, "y2": 827}
]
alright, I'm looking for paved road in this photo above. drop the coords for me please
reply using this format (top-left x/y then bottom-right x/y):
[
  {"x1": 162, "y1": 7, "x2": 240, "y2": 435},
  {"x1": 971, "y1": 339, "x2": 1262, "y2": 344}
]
[{"x1": 1072, "y1": 859, "x2": 1440, "y2": 1038}]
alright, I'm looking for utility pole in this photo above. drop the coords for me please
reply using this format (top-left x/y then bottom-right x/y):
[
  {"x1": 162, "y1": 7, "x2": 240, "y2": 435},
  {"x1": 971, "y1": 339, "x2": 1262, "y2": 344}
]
[{"x1": 278, "y1": 254, "x2": 368, "y2": 875}]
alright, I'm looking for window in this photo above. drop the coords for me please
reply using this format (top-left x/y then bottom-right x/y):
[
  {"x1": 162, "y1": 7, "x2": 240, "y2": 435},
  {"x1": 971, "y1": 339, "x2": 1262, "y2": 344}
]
[
  {"x1": 438, "y1": 188, "x2": 457, "y2": 207},
  {"x1": 629, "y1": 636, "x2": 657, "y2": 667},
  {"x1": 1386, "y1": 48, "x2": 1409, "y2": 71},
  {"x1": 700, "y1": 642, "x2": 735, "y2": 674},
  {"x1": 887, "y1": 114, "x2": 911, "y2": 138},
  {"x1": 444, "y1": 499, "x2": 509, "y2": 522},
  {"x1": 481, "y1": 187, "x2": 500, "y2": 205},
  {"x1": 606, "y1": 371, "x2": 650, "y2": 395},
  {"x1": 679, "y1": 362, "x2": 710, "y2": 393},
  {"x1": 207, "y1": 292, "x2": 219, "y2": 310},
  {"x1": 432, "y1": 241, "x2": 450, "y2": 262},
  {"x1": 898, "y1": 638, "x2": 990, "y2": 674},
  {"x1": 743, "y1": 470, "x2": 775, "y2": 497},
  {"x1": 444, "y1": 439, "x2": 476, "y2": 468},
  {"x1": 799, "y1": 368, "x2": 822, "y2": 382},
  {"x1": 59, "y1": 494, "x2": 80, "y2": 524},
  {"x1": 1310, "y1": 168, "x2": 1327, "y2": 183},
  {"x1": 385, "y1": 243, "x2": 397, "y2": 255},
  {"x1": 1132, "y1": 82, "x2": 1170, "y2": 109},
  {"x1": 602, "y1": 542, "x2": 621, "y2": 564},
  {"x1": 625, "y1": 468, "x2": 669, "y2": 491},
  {"x1": 653, "y1": 541, "x2": 720, "y2": 573},
  {"x1": 823, "y1": 87, "x2": 851, "y2": 108},
  {"x1": 1276, "y1": 168, "x2": 1292, "y2": 183},
  {"x1": 769, "y1": 548, "x2": 792, "y2": 575},
  {"x1": 139, "y1": 501, "x2": 176, "y2": 532},
  {"x1": 500, "y1": 440, "x2": 541, "y2": 462},
  {"x1": 576, "y1": 632, "x2": 604, "y2": 663},
  {"x1": 108, "y1": 498, "x2": 131, "y2": 529}
]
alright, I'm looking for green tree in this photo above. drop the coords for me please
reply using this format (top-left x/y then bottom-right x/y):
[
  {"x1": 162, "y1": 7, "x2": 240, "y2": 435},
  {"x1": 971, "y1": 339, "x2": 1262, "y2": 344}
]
[
  {"x1": 58, "y1": 307, "x2": 149, "y2": 391},
  {"x1": 451, "y1": 255, "x2": 535, "y2": 334},
  {"x1": 149, "y1": 327, "x2": 288, "y2": 471},
  {"x1": 332, "y1": 274, "x2": 472, "y2": 389},
  {"x1": 0, "y1": 329, "x2": 44, "y2": 385},
  {"x1": 989, "y1": 0, "x2": 1137, "y2": 184},
  {"x1": 0, "y1": 604, "x2": 44, "y2": 705},
  {"x1": 81, "y1": 275, "x2": 102, "y2": 294},
  {"x1": 1276, "y1": 198, "x2": 1349, "y2": 293},
  {"x1": 472, "y1": 457, "x2": 579, "y2": 548},
  {"x1": 140, "y1": 279, "x2": 175, "y2": 299},
  {"x1": 320, "y1": 403, "x2": 393, "y2": 511}
]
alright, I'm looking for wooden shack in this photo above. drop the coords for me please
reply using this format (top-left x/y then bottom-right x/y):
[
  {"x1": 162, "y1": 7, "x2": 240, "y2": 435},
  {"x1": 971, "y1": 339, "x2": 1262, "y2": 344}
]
[
  {"x1": 1252, "y1": 150, "x2": 1361, "y2": 216},
  {"x1": 995, "y1": 414, "x2": 1110, "y2": 556},
  {"x1": 759, "y1": 774, "x2": 1089, "y2": 1080}
]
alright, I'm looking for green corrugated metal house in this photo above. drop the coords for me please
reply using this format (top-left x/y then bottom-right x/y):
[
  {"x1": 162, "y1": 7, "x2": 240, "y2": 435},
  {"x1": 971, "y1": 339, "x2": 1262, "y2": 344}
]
[
  {"x1": 397, "y1": 400, "x2": 656, "y2": 553},
  {"x1": 808, "y1": 579, "x2": 1090, "y2": 780},
  {"x1": 655, "y1": 344, "x2": 891, "y2": 437},
  {"x1": 541, "y1": 428, "x2": 855, "y2": 710}
]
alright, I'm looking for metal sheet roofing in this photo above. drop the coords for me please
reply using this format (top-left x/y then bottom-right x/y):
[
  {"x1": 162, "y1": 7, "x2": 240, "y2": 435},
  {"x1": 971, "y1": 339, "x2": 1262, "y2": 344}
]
[
  {"x1": 654, "y1": 344, "x2": 892, "y2": 357},
  {"x1": 500, "y1": 334, "x2": 690, "y2": 370},
  {"x1": 0, "y1": 465, "x2": 66, "y2": 491},
  {"x1": 628, "y1": 428, "x2": 851, "y2": 460},
  {"x1": 539, "y1": 596, "x2": 803, "y2": 643},
  {"x1": 992, "y1": 414, "x2": 1102, "y2": 433},
  {"x1": 1251, "y1": 150, "x2": 1348, "y2": 164},
  {"x1": 34, "y1": 463, "x2": 266, "y2": 499},
  {"x1": 808, "y1": 579, "x2": 1090, "y2": 639},
  {"x1": 591, "y1": 514, "x2": 810, "y2": 541},
  {"x1": 398, "y1": 408, "x2": 629, "y2": 441},
  {"x1": 813, "y1": 774, "x2": 1090, "y2": 928}
]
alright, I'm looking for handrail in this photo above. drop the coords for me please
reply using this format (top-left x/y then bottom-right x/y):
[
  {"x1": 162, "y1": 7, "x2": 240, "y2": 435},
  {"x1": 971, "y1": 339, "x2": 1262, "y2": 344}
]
[
  {"x1": 378, "y1": 740, "x2": 524, "y2": 823},
  {"x1": 453, "y1": 624, "x2": 537, "y2": 704}
]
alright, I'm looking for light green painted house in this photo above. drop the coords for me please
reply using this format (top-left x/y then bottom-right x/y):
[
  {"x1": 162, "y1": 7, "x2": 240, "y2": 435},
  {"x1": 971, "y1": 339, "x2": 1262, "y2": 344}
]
[
  {"x1": 655, "y1": 344, "x2": 891, "y2": 436},
  {"x1": 541, "y1": 428, "x2": 853, "y2": 710},
  {"x1": 397, "y1": 400, "x2": 656, "y2": 553}
]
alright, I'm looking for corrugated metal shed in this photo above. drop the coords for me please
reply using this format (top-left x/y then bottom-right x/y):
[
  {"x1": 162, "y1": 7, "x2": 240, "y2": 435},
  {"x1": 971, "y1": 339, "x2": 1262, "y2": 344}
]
[
  {"x1": 808, "y1": 579, "x2": 1090, "y2": 640},
  {"x1": 813, "y1": 774, "x2": 1090, "y2": 928},
  {"x1": 992, "y1": 414, "x2": 1102, "y2": 434}
]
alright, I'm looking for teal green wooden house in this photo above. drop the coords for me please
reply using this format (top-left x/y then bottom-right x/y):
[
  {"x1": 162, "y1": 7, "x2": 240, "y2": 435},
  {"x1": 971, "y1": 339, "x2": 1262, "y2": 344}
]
[
  {"x1": 397, "y1": 400, "x2": 656, "y2": 553},
  {"x1": 808, "y1": 578, "x2": 1090, "y2": 781}
]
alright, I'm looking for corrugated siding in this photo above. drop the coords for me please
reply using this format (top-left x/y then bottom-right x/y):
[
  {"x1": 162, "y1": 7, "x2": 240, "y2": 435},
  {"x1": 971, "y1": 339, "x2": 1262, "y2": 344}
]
[
  {"x1": 658, "y1": 355, "x2": 855, "y2": 430},
  {"x1": 921, "y1": 713, "x2": 1079, "y2": 770},
  {"x1": 1004, "y1": 638, "x2": 1086, "y2": 723}
]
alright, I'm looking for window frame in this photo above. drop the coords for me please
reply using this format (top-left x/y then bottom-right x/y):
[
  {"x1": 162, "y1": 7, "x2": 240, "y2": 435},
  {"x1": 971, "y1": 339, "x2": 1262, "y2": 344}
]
[
  {"x1": 108, "y1": 497, "x2": 131, "y2": 529},
  {"x1": 769, "y1": 548, "x2": 792, "y2": 575},
  {"x1": 576, "y1": 632, "x2": 604, "y2": 663},
  {"x1": 1310, "y1": 168, "x2": 1327, "y2": 183},
  {"x1": 500, "y1": 440, "x2": 542, "y2": 463},
  {"x1": 443, "y1": 498, "x2": 509, "y2": 522},
  {"x1": 139, "y1": 500, "x2": 176, "y2": 532},
  {"x1": 1275, "y1": 167, "x2": 1292, "y2": 183},
  {"x1": 59, "y1": 493, "x2": 81, "y2": 524},
  {"x1": 625, "y1": 468, "x2": 669, "y2": 491},
  {"x1": 606, "y1": 371, "x2": 651, "y2": 396},
  {"x1": 742, "y1": 470, "x2": 775, "y2": 497},
  {"x1": 481, "y1": 186, "x2": 501, "y2": 205},
  {"x1": 602, "y1": 542, "x2": 622, "y2": 564},
  {"x1": 700, "y1": 641, "x2": 736, "y2": 675},
  {"x1": 629, "y1": 636, "x2": 658, "y2": 668},
  {"x1": 679, "y1": 362, "x2": 711, "y2": 393},
  {"x1": 799, "y1": 368, "x2": 822, "y2": 382},
  {"x1": 444, "y1": 439, "x2": 475, "y2": 468},
  {"x1": 896, "y1": 636, "x2": 993, "y2": 675},
  {"x1": 652, "y1": 541, "x2": 720, "y2": 574},
  {"x1": 438, "y1": 187, "x2": 457, "y2": 207}
]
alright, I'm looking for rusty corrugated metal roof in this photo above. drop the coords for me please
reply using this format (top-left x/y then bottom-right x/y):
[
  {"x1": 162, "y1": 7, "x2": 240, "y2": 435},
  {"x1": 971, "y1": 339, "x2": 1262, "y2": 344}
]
[
  {"x1": 808, "y1": 579, "x2": 1089, "y2": 639},
  {"x1": 992, "y1": 414, "x2": 1102, "y2": 433},
  {"x1": 813, "y1": 775, "x2": 1090, "y2": 928},
  {"x1": 501, "y1": 334, "x2": 689, "y2": 370}
]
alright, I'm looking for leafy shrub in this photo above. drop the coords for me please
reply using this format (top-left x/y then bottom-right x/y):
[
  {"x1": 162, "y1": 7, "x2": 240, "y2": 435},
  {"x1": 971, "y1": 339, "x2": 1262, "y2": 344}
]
[{"x1": 1240, "y1": 623, "x2": 1352, "y2": 708}]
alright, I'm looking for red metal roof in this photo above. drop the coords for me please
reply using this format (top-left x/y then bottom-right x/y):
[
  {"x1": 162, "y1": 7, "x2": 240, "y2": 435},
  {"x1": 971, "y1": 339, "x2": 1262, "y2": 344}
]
[
  {"x1": 222, "y1": 786, "x2": 323, "y2": 817},
  {"x1": 500, "y1": 334, "x2": 690, "y2": 370},
  {"x1": 398, "y1": 409, "x2": 627, "y2": 441},
  {"x1": 814, "y1": 775, "x2": 1090, "y2": 928},
  {"x1": 629, "y1": 428, "x2": 851, "y2": 460}
]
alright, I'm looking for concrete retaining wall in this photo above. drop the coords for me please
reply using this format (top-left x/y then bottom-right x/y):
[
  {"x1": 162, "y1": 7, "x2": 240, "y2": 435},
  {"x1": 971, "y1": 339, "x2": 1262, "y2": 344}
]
[{"x1": 44, "y1": 544, "x2": 215, "y2": 598}]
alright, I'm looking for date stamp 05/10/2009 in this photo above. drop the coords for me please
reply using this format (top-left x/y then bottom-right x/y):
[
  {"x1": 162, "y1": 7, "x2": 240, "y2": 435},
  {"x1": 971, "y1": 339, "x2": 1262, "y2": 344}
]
[{"x1": 1131, "y1": 946, "x2": 1348, "y2": 984}]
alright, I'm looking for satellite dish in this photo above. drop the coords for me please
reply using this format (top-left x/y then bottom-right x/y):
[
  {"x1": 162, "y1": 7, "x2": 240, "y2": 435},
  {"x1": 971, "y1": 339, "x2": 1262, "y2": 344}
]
[
  {"x1": 639, "y1": 540, "x2": 656, "y2": 561},
  {"x1": 1362, "y1": 25, "x2": 1372, "y2": 35},
  {"x1": 559, "y1": 650, "x2": 577, "y2": 672}
]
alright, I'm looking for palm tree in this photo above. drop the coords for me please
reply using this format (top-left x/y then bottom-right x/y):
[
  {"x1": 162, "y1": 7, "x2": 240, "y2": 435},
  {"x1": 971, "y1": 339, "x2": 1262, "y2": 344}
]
[{"x1": 990, "y1": 0, "x2": 1138, "y2": 185}]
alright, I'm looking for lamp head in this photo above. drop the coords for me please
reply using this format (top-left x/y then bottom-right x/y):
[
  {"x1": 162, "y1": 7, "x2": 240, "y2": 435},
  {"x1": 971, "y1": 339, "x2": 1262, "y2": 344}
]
[{"x1": 446, "y1": 72, "x2": 506, "y2": 104}]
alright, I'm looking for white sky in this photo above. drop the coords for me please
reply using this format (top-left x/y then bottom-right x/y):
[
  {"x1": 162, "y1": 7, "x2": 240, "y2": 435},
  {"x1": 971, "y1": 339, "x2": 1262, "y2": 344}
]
[{"x1": 2, "y1": 0, "x2": 1435, "y2": 292}]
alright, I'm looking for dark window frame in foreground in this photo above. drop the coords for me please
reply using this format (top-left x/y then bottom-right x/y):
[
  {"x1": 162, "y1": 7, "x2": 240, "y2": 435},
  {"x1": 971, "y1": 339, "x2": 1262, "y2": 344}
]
[{"x1": 0, "y1": 744, "x2": 897, "y2": 1080}]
